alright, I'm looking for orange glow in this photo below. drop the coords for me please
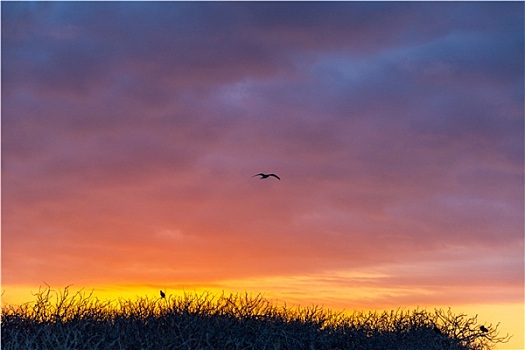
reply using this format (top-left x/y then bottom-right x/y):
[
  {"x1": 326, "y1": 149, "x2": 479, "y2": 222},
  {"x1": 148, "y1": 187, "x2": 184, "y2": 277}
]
[{"x1": 2, "y1": 2, "x2": 523, "y2": 350}]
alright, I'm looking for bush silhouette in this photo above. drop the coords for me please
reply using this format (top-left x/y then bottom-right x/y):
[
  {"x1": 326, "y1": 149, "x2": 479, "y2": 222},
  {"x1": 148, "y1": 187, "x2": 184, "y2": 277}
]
[{"x1": 1, "y1": 286, "x2": 511, "y2": 349}]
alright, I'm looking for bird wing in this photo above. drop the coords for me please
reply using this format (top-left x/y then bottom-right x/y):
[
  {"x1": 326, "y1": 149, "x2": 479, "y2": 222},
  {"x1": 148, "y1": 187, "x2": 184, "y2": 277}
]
[
  {"x1": 269, "y1": 174, "x2": 280, "y2": 180},
  {"x1": 252, "y1": 173, "x2": 264, "y2": 177}
]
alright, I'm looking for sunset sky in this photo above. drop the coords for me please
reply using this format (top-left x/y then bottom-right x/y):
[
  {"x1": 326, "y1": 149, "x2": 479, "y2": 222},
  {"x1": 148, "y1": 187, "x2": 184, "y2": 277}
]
[{"x1": 2, "y1": 2, "x2": 524, "y2": 348}]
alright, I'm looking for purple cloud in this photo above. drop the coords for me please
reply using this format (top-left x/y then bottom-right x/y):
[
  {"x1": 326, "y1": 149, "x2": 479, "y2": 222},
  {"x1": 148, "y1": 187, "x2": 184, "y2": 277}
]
[{"x1": 1, "y1": 2, "x2": 523, "y2": 311}]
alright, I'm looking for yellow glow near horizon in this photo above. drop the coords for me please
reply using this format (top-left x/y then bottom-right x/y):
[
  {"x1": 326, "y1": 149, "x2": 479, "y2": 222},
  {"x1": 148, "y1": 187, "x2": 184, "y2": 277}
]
[{"x1": 2, "y1": 282, "x2": 522, "y2": 350}]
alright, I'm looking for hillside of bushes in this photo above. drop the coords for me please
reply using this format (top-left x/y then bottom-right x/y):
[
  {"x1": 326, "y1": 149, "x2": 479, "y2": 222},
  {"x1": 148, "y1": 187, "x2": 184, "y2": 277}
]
[{"x1": 1, "y1": 286, "x2": 510, "y2": 350}]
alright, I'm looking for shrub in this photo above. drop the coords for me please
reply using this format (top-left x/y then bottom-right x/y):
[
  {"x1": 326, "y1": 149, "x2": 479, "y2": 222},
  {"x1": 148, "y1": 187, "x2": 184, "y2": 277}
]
[{"x1": 1, "y1": 286, "x2": 511, "y2": 350}]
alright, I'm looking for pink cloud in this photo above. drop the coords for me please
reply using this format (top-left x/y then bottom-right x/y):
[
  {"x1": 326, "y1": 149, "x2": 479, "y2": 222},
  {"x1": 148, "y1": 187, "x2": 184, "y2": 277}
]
[{"x1": 2, "y1": 2, "x2": 522, "y2": 318}]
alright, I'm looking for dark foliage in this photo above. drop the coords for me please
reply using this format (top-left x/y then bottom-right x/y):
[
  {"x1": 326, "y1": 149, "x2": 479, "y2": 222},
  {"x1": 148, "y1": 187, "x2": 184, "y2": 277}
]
[{"x1": 1, "y1": 286, "x2": 510, "y2": 350}]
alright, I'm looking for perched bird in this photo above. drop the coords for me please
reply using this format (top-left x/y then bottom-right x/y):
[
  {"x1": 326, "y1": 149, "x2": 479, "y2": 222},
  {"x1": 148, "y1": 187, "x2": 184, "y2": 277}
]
[
  {"x1": 480, "y1": 325, "x2": 489, "y2": 333},
  {"x1": 252, "y1": 173, "x2": 280, "y2": 180},
  {"x1": 160, "y1": 290, "x2": 166, "y2": 299}
]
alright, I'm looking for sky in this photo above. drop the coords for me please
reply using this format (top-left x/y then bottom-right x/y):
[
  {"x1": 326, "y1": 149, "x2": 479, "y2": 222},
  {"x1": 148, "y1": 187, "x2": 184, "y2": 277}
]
[{"x1": 1, "y1": 2, "x2": 524, "y2": 348}]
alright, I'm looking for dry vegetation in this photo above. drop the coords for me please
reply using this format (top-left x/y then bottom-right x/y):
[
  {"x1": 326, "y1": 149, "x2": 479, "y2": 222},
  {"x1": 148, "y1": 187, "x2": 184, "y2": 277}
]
[{"x1": 1, "y1": 286, "x2": 510, "y2": 350}]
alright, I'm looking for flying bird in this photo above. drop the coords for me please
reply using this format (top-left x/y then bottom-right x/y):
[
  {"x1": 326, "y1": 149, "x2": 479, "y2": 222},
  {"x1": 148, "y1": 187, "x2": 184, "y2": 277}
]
[
  {"x1": 480, "y1": 325, "x2": 489, "y2": 333},
  {"x1": 252, "y1": 173, "x2": 280, "y2": 180},
  {"x1": 160, "y1": 290, "x2": 166, "y2": 299}
]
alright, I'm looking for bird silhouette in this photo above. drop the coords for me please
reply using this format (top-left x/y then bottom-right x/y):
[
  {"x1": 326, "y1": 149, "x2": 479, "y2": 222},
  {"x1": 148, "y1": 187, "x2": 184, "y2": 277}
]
[
  {"x1": 480, "y1": 325, "x2": 489, "y2": 333},
  {"x1": 160, "y1": 290, "x2": 166, "y2": 299},
  {"x1": 252, "y1": 173, "x2": 280, "y2": 180}
]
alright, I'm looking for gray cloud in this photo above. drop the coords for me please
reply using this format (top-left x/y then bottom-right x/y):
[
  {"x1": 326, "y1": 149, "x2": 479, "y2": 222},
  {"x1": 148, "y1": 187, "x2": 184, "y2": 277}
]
[{"x1": 2, "y1": 2, "x2": 522, "y2": 305}]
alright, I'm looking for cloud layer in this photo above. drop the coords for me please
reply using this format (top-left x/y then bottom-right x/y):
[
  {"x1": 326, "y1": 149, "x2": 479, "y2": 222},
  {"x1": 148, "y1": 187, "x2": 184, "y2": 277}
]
[{"x1": 2, "y1": 2, "x2": 523, "y2": 312}]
